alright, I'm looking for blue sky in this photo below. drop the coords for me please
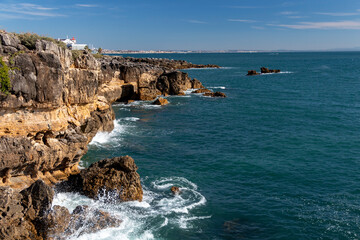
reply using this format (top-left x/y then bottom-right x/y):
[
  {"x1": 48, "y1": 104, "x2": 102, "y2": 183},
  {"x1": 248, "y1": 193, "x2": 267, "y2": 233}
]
[{"x1": 1, "y1": 0, "x2": 360, "y2": 50}]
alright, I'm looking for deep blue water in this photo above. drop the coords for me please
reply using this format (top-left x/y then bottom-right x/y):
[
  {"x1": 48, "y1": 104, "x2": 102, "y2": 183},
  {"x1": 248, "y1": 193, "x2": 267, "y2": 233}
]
[{"x1": 74, "y1": 52, "x2": 360, "y2": 239}]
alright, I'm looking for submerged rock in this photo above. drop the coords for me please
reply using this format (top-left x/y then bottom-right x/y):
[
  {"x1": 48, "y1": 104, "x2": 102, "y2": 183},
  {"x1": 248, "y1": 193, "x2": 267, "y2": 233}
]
[{"x1": 153, "y1": 97, "x2": 169, "y2": 105}]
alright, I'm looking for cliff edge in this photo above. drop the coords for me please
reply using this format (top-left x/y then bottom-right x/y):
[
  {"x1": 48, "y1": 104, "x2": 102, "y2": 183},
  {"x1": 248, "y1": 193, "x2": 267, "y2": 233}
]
[{"x1": 0, "y1": 31, "x2": 211, "y2": 189}]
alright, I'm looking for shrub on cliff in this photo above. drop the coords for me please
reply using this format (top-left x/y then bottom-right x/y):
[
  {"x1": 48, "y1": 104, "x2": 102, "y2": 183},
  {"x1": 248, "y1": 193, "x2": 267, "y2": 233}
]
[
  {"x1": 15, "y1": 32, "x2": 66, "y2": 50},
  {"x1": 0, "y1": 57, "x2": 11, "y2": 94}
]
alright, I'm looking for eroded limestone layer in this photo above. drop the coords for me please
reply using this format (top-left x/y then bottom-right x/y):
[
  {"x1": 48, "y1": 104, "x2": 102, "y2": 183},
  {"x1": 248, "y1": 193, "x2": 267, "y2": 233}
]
[{"x1": 0, "y1": 31, "x2": 210, "y2": 188}]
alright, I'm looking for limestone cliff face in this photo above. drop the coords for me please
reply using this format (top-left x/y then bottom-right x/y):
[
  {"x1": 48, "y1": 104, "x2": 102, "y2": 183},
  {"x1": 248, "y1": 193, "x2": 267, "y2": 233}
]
[{"x1": 0, "y1": 31, "x2": 206, "y2": 189}]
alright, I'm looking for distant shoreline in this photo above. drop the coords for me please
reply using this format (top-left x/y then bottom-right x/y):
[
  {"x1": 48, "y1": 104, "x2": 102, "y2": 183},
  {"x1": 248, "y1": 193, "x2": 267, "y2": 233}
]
[{"x1": 103, "y1": 50, "x2": 360, "y2": 54}]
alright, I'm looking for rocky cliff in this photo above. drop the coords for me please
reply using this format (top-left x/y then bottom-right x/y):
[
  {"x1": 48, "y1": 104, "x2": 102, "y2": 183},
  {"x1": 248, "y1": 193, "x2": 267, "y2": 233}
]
[{"x1": 0, "y1": 31, "x2": 212, "y2": 189}]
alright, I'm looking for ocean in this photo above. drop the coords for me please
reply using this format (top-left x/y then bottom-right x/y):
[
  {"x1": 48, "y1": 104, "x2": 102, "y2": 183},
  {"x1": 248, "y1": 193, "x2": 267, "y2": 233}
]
[{"x1": 53, "y1": 52, "x2": 360, "y2": 239}]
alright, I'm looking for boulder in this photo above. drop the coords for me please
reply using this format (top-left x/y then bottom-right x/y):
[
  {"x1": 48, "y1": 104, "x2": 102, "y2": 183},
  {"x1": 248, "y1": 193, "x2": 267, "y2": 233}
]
[
  {"x1": 247, "y1": 70, "x2": 259, "y2": 76},
  {"x1": 46, "y1": 205, "x2": 122, "y2": 239},
  {"x1": 66, "y1": 156, "x2": 143, "y2": 201},
  {"x1": 67, "y1": 205, "x2": 122, "y2": 237},
  {"x1": 171, "y1": 186, "x2": 180, "y2": 195},
  {"x1": 153, "y1": 97, "x2": 169, "y2": 105},
  {"x1": 46, "y1": 205, "x2": 71, "y2": 237},
  {"x1": 0, "y1": 180, "x2": 55, "y2": 240},
  {"x1": 20, "y1": 180, "x2": 54, "y2": 221},
  {"x1": 204, "y1": 91, "x2": 227, "y2": 98}
]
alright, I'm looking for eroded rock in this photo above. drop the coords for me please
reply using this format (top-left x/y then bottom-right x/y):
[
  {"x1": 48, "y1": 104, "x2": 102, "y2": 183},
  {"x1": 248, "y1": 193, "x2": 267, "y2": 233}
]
[
  {"x1": 153, "y1": 97, "x2": 169, "y2": 105},
  {"x1": 204, "y1": 91, "x2": 227, "y2": 98},
  {"x1": 66, "y1": 156, "x2": 143, "y2": 202}
]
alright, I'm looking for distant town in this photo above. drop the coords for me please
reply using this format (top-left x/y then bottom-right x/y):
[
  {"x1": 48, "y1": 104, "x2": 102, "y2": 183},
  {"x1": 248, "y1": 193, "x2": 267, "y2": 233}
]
[{"x1": 102, "y1": 49, "x2": 263, "y2": 54}]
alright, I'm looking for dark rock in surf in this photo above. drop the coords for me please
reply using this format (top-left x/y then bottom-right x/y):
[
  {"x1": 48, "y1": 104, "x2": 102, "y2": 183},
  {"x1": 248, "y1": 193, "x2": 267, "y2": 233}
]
[
  {"x1": 247, "y1": 70, "x2": 260, "y2": 76},
  {"x1": 171, "y1": 186, "x2": 180, "y2": 195},
  {"x1": 260, "y1": 67, "x2": 280, "y2": 74},
  {"x1": 153, "y1": 97, "x2": 169, "y2": 105},
  {"x1": 65, "y1": 156, "x2": 143, "y2": 202},
  {"x1": 204, "y1": 91, "x2": 227, "y2": 98},
  {"x1": 192, "y1": 88, "x2": 212, "y2": 94}
]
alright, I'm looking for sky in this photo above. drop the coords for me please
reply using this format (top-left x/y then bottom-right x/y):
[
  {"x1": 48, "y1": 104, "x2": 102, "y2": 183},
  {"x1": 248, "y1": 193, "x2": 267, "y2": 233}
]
[{"x1": 1, "y1": 0, "x2": 360, "y2": 51}]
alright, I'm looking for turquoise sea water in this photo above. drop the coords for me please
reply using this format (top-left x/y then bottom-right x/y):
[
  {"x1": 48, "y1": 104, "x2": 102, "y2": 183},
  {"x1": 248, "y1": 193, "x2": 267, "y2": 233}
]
[{"x1": 54, "y1": 52, "x2": 360, "y2": 239}]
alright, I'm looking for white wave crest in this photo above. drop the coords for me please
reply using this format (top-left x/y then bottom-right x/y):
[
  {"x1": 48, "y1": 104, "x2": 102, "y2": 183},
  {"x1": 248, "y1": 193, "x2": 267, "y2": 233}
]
[
  {"x1": 89, "y1": 119, "x2": 125, "y2": 147},
  {"x1": 208, "y1": 86, "x2": 226, "y2": 89},
  {"x1": 53, "y1": 176, "x2": 209, "y2": 239}
]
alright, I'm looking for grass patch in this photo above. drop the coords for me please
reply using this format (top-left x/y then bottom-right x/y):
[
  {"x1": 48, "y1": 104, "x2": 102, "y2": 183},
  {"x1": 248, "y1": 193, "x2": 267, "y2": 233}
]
[
  {"x1": 0, "y1": 57, "x2": 11, "y2": 94},
  {"x1": 92, "y1": 53, "x2": 103, "y2": 59},
  {"x1": 15, "y1": 32, "x2": 67, "y2": 50}
]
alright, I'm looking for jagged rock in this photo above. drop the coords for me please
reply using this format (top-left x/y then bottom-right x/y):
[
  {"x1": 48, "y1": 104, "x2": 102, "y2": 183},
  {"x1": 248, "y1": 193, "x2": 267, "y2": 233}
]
[
  {"x1": 0, "y1": 186, "x2": 37, "y2": 240},
  {"x1": 191, "y1": 78, "x2": 204, "y2": 89},
  {"x1": 247, "y1": 70, "x2": 259, "y2": 76},
  {"x1": 67, "y1": 205, "x2": 121, "y2": 237},
  {"x1": 171, "y1": 186, "x2": 180, "y2": 195},
  {"x1": 0, "y1": 180, "x2": 54, "y2": 240},
  {"x1": 204, "y1": 91, "x2": 227, "y2": 98},
  {"x1": 46, "y1": 205, "x2": 71, "y2": 238},
  {"x1": 66, "y1": 156, "x2": 143, "y2": 201},
  {"x1": 192, "y1": 88, "x2": 212, "y2": 94},
  {"x1": 153, "y1": 97, "x2": 169, "y2": 105},
  {"x1": 157, "y1": 71, "x2": 192, "y2": 95},
  {"x1": 20, "y1": 180, "x2": 54, "y2": 221},
  {"x1": 47, "y1": 205, "x2": 121, "y2": 239},
  {"x1": 260, "y1": 67, "x2": 280, "y2": 73}
]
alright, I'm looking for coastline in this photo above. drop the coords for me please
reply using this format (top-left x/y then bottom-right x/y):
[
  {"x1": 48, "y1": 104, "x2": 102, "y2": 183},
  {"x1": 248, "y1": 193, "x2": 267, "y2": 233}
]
[{"x1": 0, "y1": 31, "x2": 223, "y2": 239}]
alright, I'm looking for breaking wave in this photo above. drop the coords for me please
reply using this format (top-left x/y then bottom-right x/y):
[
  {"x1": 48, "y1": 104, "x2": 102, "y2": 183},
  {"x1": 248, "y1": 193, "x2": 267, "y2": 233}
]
[{"x1": 52, "y1": 176, "x2": 209, "y2": 240}]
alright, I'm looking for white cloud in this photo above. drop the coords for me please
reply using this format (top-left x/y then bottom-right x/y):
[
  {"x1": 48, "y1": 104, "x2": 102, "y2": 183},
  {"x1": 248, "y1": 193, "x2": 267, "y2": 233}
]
[
  {"x1": 0, "y1": 3, "x2": 64, "y2": 19},
  {"x1": 187, "y1": 20, "x2": 207, "y2": 24},
  {"x1": 76, "y1": 4, "x2": 98, "y2": 8},
  {"x1": 228, "y1": 19, "x2": 257, "y2": 23},
  {"x1": 280, "y1": 11, "x2": 298, "y2": 15},
  {"x1": 315, "y1": 12, "x2": 360, "y2": 16},
  {"x1": 269, "y1": 21, "x2": 360, "y2": 30}
]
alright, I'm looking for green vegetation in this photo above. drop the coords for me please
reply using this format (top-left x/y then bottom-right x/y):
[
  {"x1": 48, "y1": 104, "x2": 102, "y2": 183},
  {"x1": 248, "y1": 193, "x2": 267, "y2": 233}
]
[
  {"x1": 92, "y1": 53, "x2": 103, "y2": 59},
  {"x1": 15, "y1": 32, "x2": 67, "y2": 50},
  {"x1": 98, "y1": 48, "x2": 102, "y2": 54},
  {"x1": 9, "y1": 51, "x2": 24, "y2": 67},
  {"x1": 71, "y1": 50, "x2": 83, "y2": 61},
  {"x1": 0, "y1": 57, "x2": 11, "y2": 94}
]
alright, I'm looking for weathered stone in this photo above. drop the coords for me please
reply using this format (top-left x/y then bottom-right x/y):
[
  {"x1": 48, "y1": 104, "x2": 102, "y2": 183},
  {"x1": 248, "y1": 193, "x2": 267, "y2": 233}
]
[
  {"x1": 247, "y1": 70, "x2": 259, "y2": 76},
  {"x1": 171, "y1": 186, "x2": 180, "y2": 195},
  {"x1": 66, "y1": 156, "x2": 143, "y2": 201},
  {"x1": 153, "y1": 97, "x2": 169, "y2": 105},
  {"x1": 204, "y1": 91, "x2": 227, "y2": 98},
  {"x1": 192, "y1": 88, "x2": 212, "y2": 94},
  {"x1": 191, "y1": 78, "x2": 204, "y2": 89}
]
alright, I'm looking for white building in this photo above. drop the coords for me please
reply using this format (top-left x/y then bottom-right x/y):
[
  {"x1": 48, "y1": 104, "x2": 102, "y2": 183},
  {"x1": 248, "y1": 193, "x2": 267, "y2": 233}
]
[{"x1": 58, "y1": 37, "x2": 87, "y2": 50}]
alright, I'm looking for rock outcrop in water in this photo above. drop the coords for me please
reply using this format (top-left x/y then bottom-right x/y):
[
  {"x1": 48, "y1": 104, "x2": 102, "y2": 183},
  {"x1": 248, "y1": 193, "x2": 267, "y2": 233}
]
[
  {"x1": 64, "y1": 156, "x2": 143, "y2": 201},
  {"x1": 153, "y1": 97, "x2": 169, "y2": 105},
  {"x1": 247, "y1": 67, "x2": 281, "y2": 76}
]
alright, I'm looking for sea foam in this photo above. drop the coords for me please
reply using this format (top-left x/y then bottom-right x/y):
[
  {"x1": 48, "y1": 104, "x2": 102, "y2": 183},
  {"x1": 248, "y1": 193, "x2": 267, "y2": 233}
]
[{"x1": 52, "y1": 176, "x2": 209, "y2": 239}]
